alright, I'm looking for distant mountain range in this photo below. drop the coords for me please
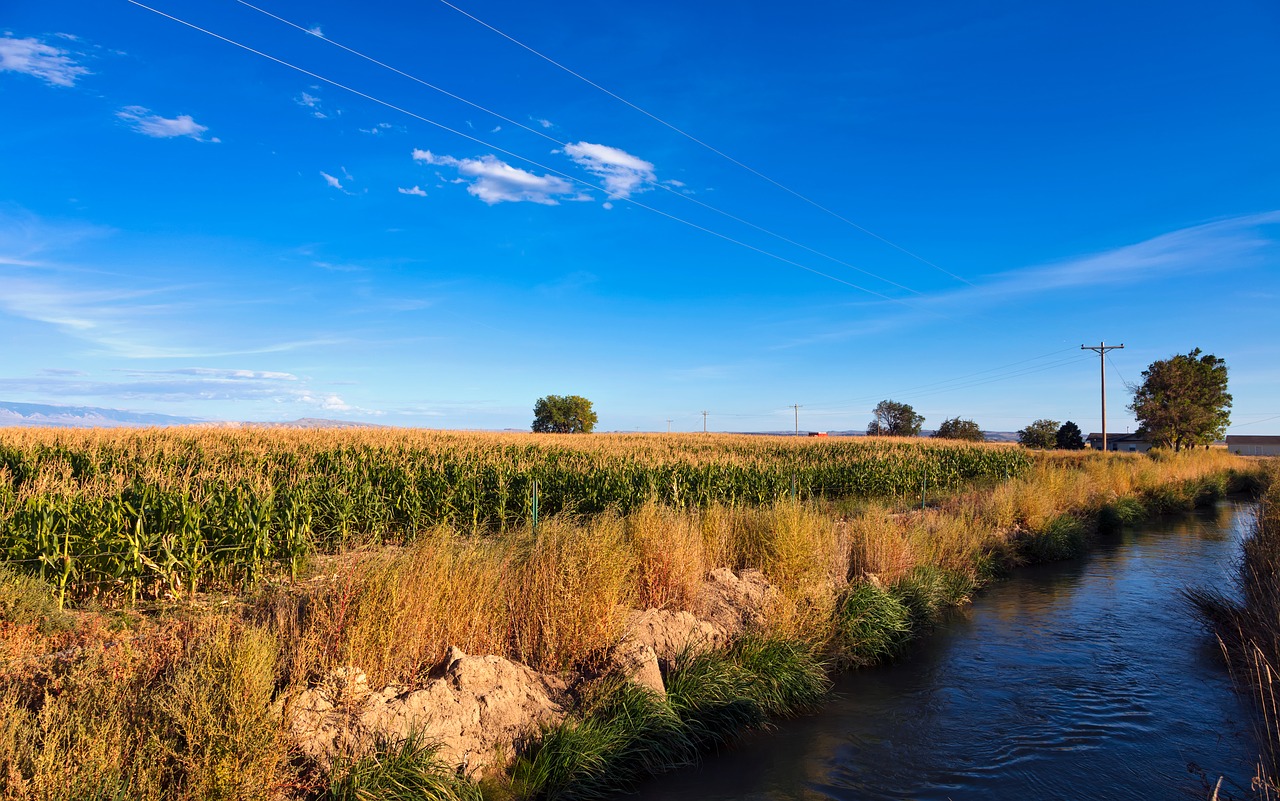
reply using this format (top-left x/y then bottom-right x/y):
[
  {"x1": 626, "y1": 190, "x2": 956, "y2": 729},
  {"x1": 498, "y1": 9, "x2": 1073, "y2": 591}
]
[
  {"x1": 0, "y1": 401, "x2": 204, "y2": 428},
  {"x1": 1, "y1": 402, "x2": 1018, "y2": 439},
  {"x1": 0, "y1": 402, "x2": 379, "y2": 430}
]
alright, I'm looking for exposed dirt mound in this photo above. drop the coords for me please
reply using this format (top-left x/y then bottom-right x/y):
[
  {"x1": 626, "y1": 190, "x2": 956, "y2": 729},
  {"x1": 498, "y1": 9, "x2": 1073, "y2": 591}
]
[
  {"x1": 700, "y1": 567, "x2": 777, "y2": 635},
  {"x1": 624, "y1": 608, "x2": 727, "y2": 668},
  {"x1": 291, "y1": 647, "x2": 566, "y2": 777}
]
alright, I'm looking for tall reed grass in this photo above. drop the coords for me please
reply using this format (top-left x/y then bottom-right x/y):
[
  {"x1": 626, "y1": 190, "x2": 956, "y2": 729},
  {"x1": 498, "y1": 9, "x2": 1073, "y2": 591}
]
[{"x1": 1187, "y1": 460, "x2": 1280, "y2": 796}]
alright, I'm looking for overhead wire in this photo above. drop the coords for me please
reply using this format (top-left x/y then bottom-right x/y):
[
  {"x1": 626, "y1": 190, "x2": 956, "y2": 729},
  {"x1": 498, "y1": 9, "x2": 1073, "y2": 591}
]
[
  {"x1": 125, "y1": 0, "x2": 916, "y2": 305},
  {"x1": 432, "y1": 0, "x2": 975, "y2": 287},
  {"x1": 231, "y1": 0, "x2": 927, "y2": 298}
]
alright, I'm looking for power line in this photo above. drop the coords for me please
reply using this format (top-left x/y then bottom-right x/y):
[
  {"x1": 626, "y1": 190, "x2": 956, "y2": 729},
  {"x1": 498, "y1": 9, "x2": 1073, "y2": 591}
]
[
  {"x1": 233, "y1": 0, "x2": 929, "y2": 298},
  {"x1": 433, "y1": 0, "x2": 975, "y2": 287},
  {"x1": 125, "y1": 0, "x2": 912, "y2": 304}
]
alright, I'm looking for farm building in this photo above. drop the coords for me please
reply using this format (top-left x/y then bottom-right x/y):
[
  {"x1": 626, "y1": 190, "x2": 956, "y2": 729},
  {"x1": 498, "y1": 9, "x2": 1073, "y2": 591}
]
[
  {"x1": 1085, "y1": 432, "x2": 1152, "y2": 453},
  {"x1": 1226, "y1": 435, "x2": 1280, "y2": 456}
]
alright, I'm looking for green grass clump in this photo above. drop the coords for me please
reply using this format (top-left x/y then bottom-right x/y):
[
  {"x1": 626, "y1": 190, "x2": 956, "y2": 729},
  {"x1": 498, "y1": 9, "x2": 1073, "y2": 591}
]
[
  {"x1": 833, "y1": 582, "x2": 912, "y2": 666},
  {"x1": 511, "y1": 680, "x2": 692, "y2": 800},
  {"x1": 1098, "y1": 496, "x2": 1147, "y2": 533},
  {"x1": 328, "y1": 730, "x2": 482, "y2": 801},
  {"x1": 513, "y1": 635, "x2": 830, "y2": 800},
  {"x1": 665, "y1": 636, "x2": 829, "y2": 750},
  {"x1": 1026, "y1": 514, "x2": 1088, "y2": 562},
  {"x1": 891, "y1": 566, "x2": 975, "y2": 624},
  {"x1": 729, "y1": 637, "x2": 828, "y2": 716}
]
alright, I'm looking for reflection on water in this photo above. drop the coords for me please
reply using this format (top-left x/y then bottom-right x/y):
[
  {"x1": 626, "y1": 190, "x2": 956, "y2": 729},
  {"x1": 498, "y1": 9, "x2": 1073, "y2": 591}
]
[{"x1": 637, "y1": 501, "x2": 1259, "y2": 801}]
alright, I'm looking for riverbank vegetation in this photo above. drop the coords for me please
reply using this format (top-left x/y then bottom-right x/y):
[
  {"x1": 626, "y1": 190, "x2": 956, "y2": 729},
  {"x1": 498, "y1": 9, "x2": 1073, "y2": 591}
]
[
  {"x1": 0, "y1": 428, "x2": 1265, "y2": 800},
  {"x1": 1188, "y1": 459, "x2": 1280, "y2": 797}
]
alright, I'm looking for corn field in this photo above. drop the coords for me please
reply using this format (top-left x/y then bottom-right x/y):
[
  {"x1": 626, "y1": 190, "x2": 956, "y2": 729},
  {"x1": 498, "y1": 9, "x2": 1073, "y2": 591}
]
[{"x1": 0, "y1": 428, "x2": 1030, "y2": 605}]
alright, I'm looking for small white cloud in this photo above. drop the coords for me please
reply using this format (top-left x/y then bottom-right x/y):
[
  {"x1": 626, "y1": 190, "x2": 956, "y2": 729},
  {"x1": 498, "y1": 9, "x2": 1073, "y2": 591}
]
[
  {"x1": 562, "y1": 141, "x2": 656, "y2": 199},
  {"x1": 490, "y1": 125, "x2": 502, "y2": 133},
  {"x1": 533, "y1": 117, "x2": 554, "y2": 129},
  {"x1": 320, "y1": 171, "x2": 349, "y2": 193},
  {"x1": 296, "y1": 91, "x2": 331, "y2": 118},
  {"x1": 398, "y1": 185, "x2": 427, "y2": 197},
  {"x1": 0, "y1": 35, "x2": 89, "y2": 87},
  {"x1": 602, "y1": 201, "x2": 614, "y2": 210},
  {"x1": 307, "y1": 25, "x2": 324, "y2": 37},
  {"x1": 117, "y1": 106, "x2": 213, "y2": 140},
  {"x1": 412, "y1": 149, "x2": 584, "y2": 205},
  {"x1": 359, "y1": 122, "x2": 394, "y2": 135}
]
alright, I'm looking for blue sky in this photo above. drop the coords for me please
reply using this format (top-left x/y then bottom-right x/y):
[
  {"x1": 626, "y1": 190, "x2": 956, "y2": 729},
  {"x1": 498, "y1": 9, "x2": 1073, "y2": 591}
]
[{"x1": 1, "y1": 0, "x2": 1277, "y2": 433}]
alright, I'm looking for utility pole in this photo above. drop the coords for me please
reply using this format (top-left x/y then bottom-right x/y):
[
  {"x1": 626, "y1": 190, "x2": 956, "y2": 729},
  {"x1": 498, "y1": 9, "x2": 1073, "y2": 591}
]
[
  {"x1": 793, "y1": 404, "x2": 802, "y2": 436},
  {"x1": 701, "y1": 411, "x2": 708, "y2": 433},
  {"x1": 666, "y1": 419, "x2": 672, "y2": 434},
  {"x1": 1081, "y1": 341, "x2": 1124, "y2": 452}
]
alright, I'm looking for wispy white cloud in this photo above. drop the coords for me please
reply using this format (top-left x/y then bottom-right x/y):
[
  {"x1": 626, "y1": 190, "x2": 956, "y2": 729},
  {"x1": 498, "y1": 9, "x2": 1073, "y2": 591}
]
[
  {"x1": 296, "y1": 91, "x2": 327, "y2": 118},
  {"x1": 533, "y1": 117, "x2": 554, "y2": 129},
  {"x1": 779, "y1": 211, "x2": 1280, "y2": 349},
  {"x1": 944, "y1": 210, "x2": 1280, "y2": 304},
  {"x1": 0, "y1": 34, "x2": 89, "y2": 86},
  {"x1": 312, "y1": 260, "x2": 366, "y2": 272},
  {"x1": 397, "y1": 185, "x2": 427, "y2": 197},
  {"x1": 412, "y1": 149, "x2": 585, "y2": 205},
  {"x1": 562, "y1": 141, "x2": 656, "y2": 199},
  {"x1": 320, "y1": 171, "x2": 354, "y2": 194},
  {"x1": 121, "y1": 367, "x2": 300, "y2": 381},
  {"x1": 359, "y1": 122, "x2": 394, "y2": 135},
  {"x1": 117, "y1": 106, "x2": 217, "y2": 141},
  {"x1": 307, "y1": 25, "x2": 324, "y2": 38},
  {"x1": 0, "y1": 368, "x2": 381, "y2": 416}
]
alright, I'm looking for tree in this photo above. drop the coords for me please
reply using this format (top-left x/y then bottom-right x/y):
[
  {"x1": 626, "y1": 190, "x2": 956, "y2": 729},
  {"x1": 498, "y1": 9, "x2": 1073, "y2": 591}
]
[
  {"x1": 866, "y1": 400, "x2": 925, "y2": 437},
  {"x1": 1056, "y1": 420, "x2": 1084, "y2": 450},
  {"x1": 1018, "y1": 418, "x2": 1060, "y2": 449},
  {"x1": 932, "y1": 417, "x2": 985, "y2": 442},
  {"x1": 1129, "y1": 348, "x2": 1231, "y2": 451},
  {"x1": 532, "y1": 395, "x2": 598, "y2": 434}
]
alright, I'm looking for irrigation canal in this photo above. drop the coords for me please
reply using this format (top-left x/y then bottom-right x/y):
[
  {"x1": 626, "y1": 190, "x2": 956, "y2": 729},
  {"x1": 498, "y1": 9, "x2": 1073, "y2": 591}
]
[{"x1": 638, "y1": 501, "x2": 1261, "y2": 800}]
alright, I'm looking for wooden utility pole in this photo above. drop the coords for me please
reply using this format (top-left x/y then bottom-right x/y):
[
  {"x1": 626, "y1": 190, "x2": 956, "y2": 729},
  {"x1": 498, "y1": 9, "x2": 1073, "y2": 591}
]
[
  {"x1": 793, "y1": 404, "x2": 801, "y2": 435},
  {"x1": 701, "y1": 411, "x2": 708, "y2": 433},
  {"x1": 1081, "y1": 342, "x2": 1124, "y2": 451}
]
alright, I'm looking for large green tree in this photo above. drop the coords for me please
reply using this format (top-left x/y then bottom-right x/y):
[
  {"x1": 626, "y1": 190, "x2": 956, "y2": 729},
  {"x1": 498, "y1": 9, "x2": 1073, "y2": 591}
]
[
  {"x1": 1056, "y1": 420, "x2": 1085, "y2": 450},
  {"x1": 1129, "y1": 348, "x2": 1231, "y2": 451},
  {"x1": 866, "y1": 400, "x2": 925, "y2": 437},
  {"x1": 532, "y1": 395, "x2": 598, "y2": 434},
  {"x1": 932, "y1": 417, "x2": 985, "y2": 442},
  {"x1": 1018, "y1": 418, "x2": 1060, "y2": 449}
]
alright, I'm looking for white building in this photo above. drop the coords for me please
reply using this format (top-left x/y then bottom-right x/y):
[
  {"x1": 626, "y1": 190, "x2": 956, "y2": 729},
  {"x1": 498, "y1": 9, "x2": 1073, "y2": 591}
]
[
  {"x1": 1226, "y1": 435, "x2": 1280, "y2": 456},
  {"x1": 1085, "y1": 432, "x2": 1152, "y2": 453}
]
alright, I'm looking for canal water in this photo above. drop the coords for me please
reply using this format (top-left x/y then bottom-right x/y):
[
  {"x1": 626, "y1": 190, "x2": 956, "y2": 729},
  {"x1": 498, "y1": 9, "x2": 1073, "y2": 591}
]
[{"x1": 638, "y1": 501, "x2": 1261, "y2": 801}]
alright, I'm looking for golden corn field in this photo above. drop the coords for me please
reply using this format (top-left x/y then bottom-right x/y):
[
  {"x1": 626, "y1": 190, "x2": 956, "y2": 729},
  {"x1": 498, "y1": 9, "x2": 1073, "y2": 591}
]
[{"x1": 0, "y1": 427, "x2": 1030, "y2": 605}]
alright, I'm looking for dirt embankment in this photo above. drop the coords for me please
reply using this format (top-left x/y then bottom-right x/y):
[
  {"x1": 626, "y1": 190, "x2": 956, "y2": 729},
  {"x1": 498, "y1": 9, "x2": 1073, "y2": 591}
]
[{"x1": 289, "y1": 567, "x2": 776, "y2": 777}]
